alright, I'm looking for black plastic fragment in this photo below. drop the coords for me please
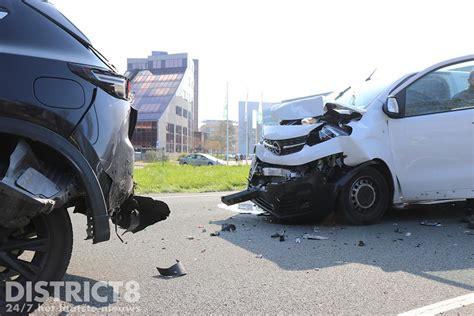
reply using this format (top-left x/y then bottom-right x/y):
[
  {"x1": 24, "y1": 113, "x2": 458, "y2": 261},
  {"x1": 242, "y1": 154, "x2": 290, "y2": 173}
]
[
  {"x1": 221, "y1": 224, "x2": 236, "y2": 232},
  {"x1": 271, "y1": 231, "x2": 286, "y2": 242},
  {"x1": 156, "y1": 260, "x2": 187, "y2": 277}
]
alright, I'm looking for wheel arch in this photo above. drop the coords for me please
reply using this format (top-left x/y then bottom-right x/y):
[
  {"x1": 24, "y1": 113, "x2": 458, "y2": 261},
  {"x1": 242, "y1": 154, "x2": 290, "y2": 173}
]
[
  {"x1": 334, "y1": 158, "x2": 395, "y2": 206},
  {"x1": 0, "y1": 116, "x2": 110, "y2": 243}
]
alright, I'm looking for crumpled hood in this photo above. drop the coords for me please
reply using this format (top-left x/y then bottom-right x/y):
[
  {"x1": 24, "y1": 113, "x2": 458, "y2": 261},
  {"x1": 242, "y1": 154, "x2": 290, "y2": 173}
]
[
  {"x1": 263, "y1": 124, "x2": 322, "y2": 140},
  {"x1": 271, "y1": 95, "x2": 325, "y2": 122}
]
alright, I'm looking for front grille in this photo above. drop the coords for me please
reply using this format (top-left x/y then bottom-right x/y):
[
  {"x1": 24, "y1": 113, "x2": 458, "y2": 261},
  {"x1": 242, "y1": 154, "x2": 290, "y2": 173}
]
[{"x1": 263, "y1": 135, "x2": 307, "y2": 156}]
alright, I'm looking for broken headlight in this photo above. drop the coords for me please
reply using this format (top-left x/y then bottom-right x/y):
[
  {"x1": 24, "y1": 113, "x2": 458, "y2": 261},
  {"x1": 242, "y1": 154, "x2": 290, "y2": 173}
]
[
  {"x1": 301, "y1": 117, "x2": 318, "y2": 125},
  {"x1": 307, "y1": 125, "x2": 348, "y2": 145},
  {"x1": 318, "y1": 125, "x2": 348, "y2": 141}
]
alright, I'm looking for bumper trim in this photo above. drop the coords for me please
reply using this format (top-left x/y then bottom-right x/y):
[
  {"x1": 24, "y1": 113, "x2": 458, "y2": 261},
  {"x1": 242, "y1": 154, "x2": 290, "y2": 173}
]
[{"x1": 221, "y1": 187, "x2": 263, "y2": 205}]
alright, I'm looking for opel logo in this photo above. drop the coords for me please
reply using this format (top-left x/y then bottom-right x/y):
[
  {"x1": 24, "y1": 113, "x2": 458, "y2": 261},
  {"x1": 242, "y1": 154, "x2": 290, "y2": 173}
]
[
  {"x1": 272, "y1": 141, "x2": 281, "y2": 155},
  {"x1": 263, "y1": 139, "x2": 282, "y2": 155}
]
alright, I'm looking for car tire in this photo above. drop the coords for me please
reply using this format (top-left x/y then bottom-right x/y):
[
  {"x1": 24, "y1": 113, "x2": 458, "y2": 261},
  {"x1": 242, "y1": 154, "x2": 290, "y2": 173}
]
[
  {"x1": 208, "y1": 162, "x2": 213, "y2": 166},
  {"x1": 336, "y1": 167, "x2": 389, "y2": 225},
  {"x1": 0, "y1": 208, "x2": 73, "y2": 312}
]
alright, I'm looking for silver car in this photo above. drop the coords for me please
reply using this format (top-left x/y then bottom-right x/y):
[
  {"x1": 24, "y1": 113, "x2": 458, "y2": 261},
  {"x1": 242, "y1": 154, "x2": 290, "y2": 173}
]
[{"x1": 179, "y1": 153, "x2": 224, "y2": 166}]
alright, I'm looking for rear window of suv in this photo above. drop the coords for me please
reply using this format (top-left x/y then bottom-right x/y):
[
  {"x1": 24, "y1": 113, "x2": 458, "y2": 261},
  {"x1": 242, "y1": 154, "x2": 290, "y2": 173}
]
[
  {"x1": 23, "y1": 0, "x2": 117, "y2": 72},
  {"x1": 23, "y1": 0, "x2": 90, "y2": 45}
]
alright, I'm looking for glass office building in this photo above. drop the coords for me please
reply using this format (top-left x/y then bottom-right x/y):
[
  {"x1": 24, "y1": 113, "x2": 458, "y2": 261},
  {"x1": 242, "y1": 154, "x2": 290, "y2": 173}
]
[{"x1": 126, "y1": 51, "x2": 199, "y2": 153}]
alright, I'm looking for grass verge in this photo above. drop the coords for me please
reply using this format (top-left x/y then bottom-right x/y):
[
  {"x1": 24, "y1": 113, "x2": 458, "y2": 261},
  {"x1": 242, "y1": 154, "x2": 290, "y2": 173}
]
[{"x1": 134, "y1": 162, "x2": 250, "y2": 193}]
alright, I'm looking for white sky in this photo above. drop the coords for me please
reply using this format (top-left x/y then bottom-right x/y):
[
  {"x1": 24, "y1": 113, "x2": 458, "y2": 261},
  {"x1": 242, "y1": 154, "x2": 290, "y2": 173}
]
[{"x1": 53, "y1": 0, "x2": 473, "y2": 122}]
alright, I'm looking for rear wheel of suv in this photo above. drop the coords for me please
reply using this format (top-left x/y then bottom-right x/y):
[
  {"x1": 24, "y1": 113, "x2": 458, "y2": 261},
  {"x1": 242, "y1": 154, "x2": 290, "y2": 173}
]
[
  {"x1": 0, "y1": 208, "x2": 73, "y2": 311},
  {"x1": 336, "y1": 167, "x2": 389, "y2": 225}
]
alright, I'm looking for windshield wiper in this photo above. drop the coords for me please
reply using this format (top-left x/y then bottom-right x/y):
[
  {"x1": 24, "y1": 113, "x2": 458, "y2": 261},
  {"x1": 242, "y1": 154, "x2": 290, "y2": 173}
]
[{"x1": 334, "y1": 86, "x2": 351, "y2": 100}]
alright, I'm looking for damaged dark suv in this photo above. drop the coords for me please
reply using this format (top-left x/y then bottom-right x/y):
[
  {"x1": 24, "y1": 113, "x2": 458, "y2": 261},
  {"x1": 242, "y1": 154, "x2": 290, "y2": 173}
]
[{"x1": 0, "y1": 0, "x2": 169, "y2": 306}]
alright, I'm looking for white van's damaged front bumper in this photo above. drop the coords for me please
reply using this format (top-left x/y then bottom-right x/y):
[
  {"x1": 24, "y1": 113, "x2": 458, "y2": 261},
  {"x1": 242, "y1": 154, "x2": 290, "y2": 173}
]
[
  {"x1": 221, "y1": 102, "x2": 403, "y2": 219},
  {"x1": 222, "y1": 107, "x2": 385, "y2": 219}
]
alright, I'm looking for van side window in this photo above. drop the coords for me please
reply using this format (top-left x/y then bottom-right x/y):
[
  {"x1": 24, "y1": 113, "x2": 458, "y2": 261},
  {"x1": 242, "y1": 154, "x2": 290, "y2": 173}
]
[{"x1": 404, "y1": 60, "x2": 474, "y2": 117}]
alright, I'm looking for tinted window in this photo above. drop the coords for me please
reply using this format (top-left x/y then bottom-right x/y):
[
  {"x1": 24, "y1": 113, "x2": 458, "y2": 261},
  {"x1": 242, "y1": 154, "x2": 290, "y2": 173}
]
[{"x1": 24, "y1": 0, "x2": 90, "y2": 44}]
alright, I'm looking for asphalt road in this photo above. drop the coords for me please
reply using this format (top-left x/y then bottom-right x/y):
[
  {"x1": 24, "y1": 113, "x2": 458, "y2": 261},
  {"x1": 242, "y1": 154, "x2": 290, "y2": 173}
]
[{"x1": 35, "y1": 192, "x2": 474, "y2": 315}]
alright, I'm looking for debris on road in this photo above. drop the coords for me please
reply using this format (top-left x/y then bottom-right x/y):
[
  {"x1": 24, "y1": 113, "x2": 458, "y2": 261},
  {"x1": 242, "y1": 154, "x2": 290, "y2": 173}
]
[
  {"x1": 394, "y1": 228, "x2": 403, "y2": 233},
  {"x1": 221, "y1": 223, "x2": 237, "y2": 232},
  {"x1": 358, "y1": 240, "x2": 366, "y2": 247},
  {"x1": 464, "y1": 231, "x2": 474, "y2": 235},
  {"x1": 302, "y1": 234, "x2": 329, "y2": 240},
  {"x1": 217, "y1": 202, "x2": 264, "y2": 215},
  {"x1": 202, "y1": 229, "x2": 207, "y2": 233},
  {"x1": 405, "y1": 232, "x2": 412, "y2": 237},
  {"x1": 271, "y1": 231, "x2": 286, "y2": 242},
  {"x1": 256, "y1": 254, "x2": 263, "y2": 259},
  {"x1": 186, "y1": 236, "x2": 194, "y2": 240},
  {"x1": 200, "y1": 249, "x2": 206, "y2": 253},
  {"x1": 420, "y1": 221, "x2": 443, "y2": 227},
  {"x1": 295, "y1": 238, "x2": 301, "y2": 244},
  {"x1": 156, "y1": 260, "x2": 187, "y2": 277},
  {"x1": 271, "y1": 230, "x2": 285, "y2": 238},
  {"x1": 210, "y1": 231, "x2": 220, "y2": 237}
]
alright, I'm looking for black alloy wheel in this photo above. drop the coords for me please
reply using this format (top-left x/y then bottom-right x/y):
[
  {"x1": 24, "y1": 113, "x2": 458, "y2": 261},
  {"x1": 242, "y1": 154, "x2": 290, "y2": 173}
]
[
  {"x1": 337, "y1": 167, "x2": 390, "y2": 225},
  {"x1": 0, "y1": 208, "x2": 73, "y2": 311}
]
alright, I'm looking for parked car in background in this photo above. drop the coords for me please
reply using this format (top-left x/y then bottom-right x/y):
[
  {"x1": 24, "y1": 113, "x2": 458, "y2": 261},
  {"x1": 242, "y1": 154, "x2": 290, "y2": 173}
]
[
  {"x1": 223, "y1": 55, "x2": 474, "y2": 225},
  {"x1": 179, "y1": 153, "x2": 225, "y2": 166}
]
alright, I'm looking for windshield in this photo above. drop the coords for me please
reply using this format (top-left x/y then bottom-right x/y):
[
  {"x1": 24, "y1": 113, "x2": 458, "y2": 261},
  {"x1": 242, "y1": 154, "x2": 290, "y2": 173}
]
[{"x1": 325, "y1": 78, "x2": 393, "y2": 109}]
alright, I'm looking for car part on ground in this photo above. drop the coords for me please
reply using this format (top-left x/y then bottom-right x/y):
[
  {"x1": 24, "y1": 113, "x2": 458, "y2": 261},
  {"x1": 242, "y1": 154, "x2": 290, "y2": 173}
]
[{"x1": 156, "y1": 260, "x2": 187, "y2": 277}]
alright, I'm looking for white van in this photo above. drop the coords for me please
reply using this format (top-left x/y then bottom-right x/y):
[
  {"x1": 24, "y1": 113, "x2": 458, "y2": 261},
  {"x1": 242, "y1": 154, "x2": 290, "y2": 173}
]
[{"x1": 222, "y1": 55, "x2": 474, "y2": 225}]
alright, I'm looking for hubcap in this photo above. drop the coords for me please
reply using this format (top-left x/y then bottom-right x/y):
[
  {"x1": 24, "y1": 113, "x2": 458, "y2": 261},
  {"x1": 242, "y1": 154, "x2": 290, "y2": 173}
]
[{"x1": 350, "y1": 178, "x2": 377, "y2": 211}]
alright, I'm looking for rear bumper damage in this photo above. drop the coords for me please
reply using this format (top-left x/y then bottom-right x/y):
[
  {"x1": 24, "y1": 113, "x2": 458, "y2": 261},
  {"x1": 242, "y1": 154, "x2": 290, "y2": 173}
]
[{"x1": 0, "y1": 116, "x2": 169, "y2": 243}]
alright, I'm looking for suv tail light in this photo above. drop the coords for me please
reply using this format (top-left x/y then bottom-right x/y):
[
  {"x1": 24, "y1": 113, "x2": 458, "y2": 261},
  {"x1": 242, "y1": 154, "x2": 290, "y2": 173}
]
[{"x1": 69, "y1": 63, "x2": 130, "y2": 100}]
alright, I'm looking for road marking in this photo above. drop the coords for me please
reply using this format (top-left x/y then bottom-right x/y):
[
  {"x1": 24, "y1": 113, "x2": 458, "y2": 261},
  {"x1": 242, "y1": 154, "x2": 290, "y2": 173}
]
[
  {"x1": 398, "y1": 293, "x2": 474, "y2": 316},
  {"x1": 151, "y1": 192, "x2": 227, "y2": 199}
]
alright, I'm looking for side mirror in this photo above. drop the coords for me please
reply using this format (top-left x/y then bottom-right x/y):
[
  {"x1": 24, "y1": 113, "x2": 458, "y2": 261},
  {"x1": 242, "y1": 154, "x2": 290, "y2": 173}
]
[{"x1": 383, "y1": 96, "x2": 402, "y2": 118}]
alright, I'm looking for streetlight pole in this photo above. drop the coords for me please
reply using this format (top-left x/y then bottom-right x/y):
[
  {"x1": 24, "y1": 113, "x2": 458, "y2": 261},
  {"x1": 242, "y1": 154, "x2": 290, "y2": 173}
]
[
  {"x1": 225, "y1": 82, "x2": 229, "y2": 165},
  {"x1": 245, "y1": 90, "x2": 249, "y2": 164}
]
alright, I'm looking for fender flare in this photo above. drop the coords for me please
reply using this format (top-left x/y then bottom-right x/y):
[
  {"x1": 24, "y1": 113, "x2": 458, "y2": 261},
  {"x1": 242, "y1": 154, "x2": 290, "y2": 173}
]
[{"x1": 0, "y1": 117, "x2": 110, "y2": 243}]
